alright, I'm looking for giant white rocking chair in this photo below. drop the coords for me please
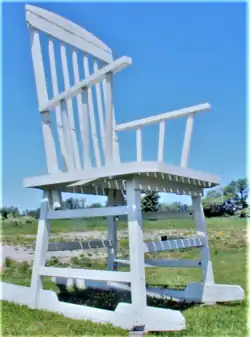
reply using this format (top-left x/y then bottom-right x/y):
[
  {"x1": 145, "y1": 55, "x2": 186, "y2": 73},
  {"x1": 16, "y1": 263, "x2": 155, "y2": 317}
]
[{"x1": 0, "y1": 4, "x2": 244, "y2": 334}]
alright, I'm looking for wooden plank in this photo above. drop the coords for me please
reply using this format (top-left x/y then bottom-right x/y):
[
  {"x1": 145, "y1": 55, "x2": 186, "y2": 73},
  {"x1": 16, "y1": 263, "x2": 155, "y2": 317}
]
[
  {"x1": 158, "y1": 121, "x2": 165, "y2": 162},
  {"x1": 105, "y1": 73, "x2": 113, "y2": 164},
  {"x1": 60, "y1": 43, "x2": 81, "y2": 170},
  {"x1": 72, "y1": 48, "x2": 89, "y2": 169},
  {"x1": 47, "y1": 205, "x2": 128, "y2": 220},
  {"x1": 23, "y1": 161, "x2": 221, "y2": 189},
  {"x1": 102, "y1": 76, "x2": 120, "y2": 164},
  {"x1": 29, "y1": 29, "x2": 58, "y2": 173},
  {"x1": 144, "y1": 237, "x2": 205, "y2": 253},
  {"x1": 181, "y1": 113, "x2": 194, "y2": 168},
  {"x1": 39, "y1": 266, "x2": 131, "y2": 282},
  {"x1": 30, "y1": 191, "x2": 51, "y2": 308},
  {"x1": 94, "y1": 59, "x2": 106, "y2": 155},
  {"x1": 48, "y1": 239, "x2": 112, "y2": 252},
  {"x1": 26, "y1": 6, "x2": 113, "y2": 63},
  {"x1": 48, "y1": 39, "x2": 70, "y2": 171},
  {"x1": 192, "y1": 196, "x2": 215, "y2": 286},
  {"x1": 115, "y1": 258, "x2": 201, "y2": 268},
  {"x1": 60, "y1": 100, "x2": 75, "y2": 170},
  {"x1": 126, "y1": 179, "x2": 147, "y2": 325},
  {"x1": 136, "y1": 128, "x2": 142, "y2": 162},
  {"x1": 40, "y1": 56, "x2": 132, "y2": 113},
  {"x1": 116, "y1": 103, "x2": 210, "y2": 132},
  {"x1": 83, "y1": 54, "x2": 101, "y2": 167}
]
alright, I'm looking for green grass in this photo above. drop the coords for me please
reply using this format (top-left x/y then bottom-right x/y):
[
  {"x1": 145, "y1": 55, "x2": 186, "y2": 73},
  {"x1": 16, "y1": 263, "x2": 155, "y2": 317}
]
[{"x1": 1, "y1": 217, "x2": 249, "y2": 336}]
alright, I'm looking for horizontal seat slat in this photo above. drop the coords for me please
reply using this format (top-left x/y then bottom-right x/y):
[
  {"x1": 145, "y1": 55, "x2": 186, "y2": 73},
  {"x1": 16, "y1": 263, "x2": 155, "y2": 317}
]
[
  {"x1": 48, "y1": 240, "x2": 112, "y2": 252},
  {"x1": 144, "y1": 236, "x2": 205, "y2": 253}
]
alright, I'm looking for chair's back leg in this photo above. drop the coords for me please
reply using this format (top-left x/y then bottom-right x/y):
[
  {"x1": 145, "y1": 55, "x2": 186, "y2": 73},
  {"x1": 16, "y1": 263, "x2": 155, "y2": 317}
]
[{"x1": 30, "y1": 191, "x2": 52, "y2": 308}]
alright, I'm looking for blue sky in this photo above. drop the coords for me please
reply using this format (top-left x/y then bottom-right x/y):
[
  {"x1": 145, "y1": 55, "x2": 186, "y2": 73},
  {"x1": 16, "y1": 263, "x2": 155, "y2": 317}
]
[{"x1": 2, "y1": 2, "x2": 246, "y2": 211}]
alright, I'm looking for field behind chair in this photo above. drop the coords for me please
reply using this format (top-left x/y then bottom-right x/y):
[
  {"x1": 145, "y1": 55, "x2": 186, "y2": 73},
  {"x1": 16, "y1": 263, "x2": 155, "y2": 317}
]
[{"x1": 0, "y1": 217, "x2": 249, "y2": 336}]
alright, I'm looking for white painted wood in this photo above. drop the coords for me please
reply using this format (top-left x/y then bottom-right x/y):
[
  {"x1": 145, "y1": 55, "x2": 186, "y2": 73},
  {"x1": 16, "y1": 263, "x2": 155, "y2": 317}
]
[
  {"x1": 30, "y1": 191, "x2": 51, "y2": 308},
  {"x1": 40, "y1": 266, "x2": 130, "y2": 283},
  {"x1": 158, "y1": 121, "x2": 165, "y2": 162},
  {"x1": 126, "y1": 179, "x2": 147, "y2": 327},
  {"x1": 114, "y1": 302, "x2": 185, "y2": 331},
  {"x1": 82, "y1": 90, "x2": 91, "y2": 168},
  {"x1": 104, "y1": 73, "x2": 114, "y2": 164},
  {"x1": 48, "y1": 39, "x2": 69, "y2": 171},
  {"x1": 102, "y1": 76, "x2": 120, "y2": 164},
  {"x1": 83, "y1": 54, "x2": 101, "y2": 167},
  {"x1": 144, "y1": 236, "x2": 205, "y2": 253},
  {"x1": 60, "y1": 100, "x2": 75, "y2": 170},
  {"x1": 94, "y1": 59, "x2": 106, "y2": 155},
  {"x1": 47, "y1": 205, "x2": 128, "y2": 220},
  {"x1": 40, "y1": 56, "x2": 132, "y2": 113},
  {"x1": 60, "y1": 43, "x2": 81, "y2": 170},
  {"x1": 192, "y1": 196, "x2": 215, "y2": 299},
  {"x1": 107, "y1": 190, "x2": 118, "y2": 271},
  {"x1": 184, "y1": 282, "x2": 245, "y2": 303},
  {"x1": 72, "y1": 48, "x2": 90, "y2": 169},
  {"x1": 25, "y1": 5, "x2": 113, "y2": 63},
  {"x1": 136, "y1": 128, "x2": 142, "y2": 162},
  {"x1": 29, "y1": 29, "x2": 58, "y2": 173},
  {"x1": 68, "y1": 174, "x2": 204, "y2": 197},
  {"x1": 51, "y1": 190, "x2": 62, "y2": 209},
  {"x1": 0, "y1": 282, "x2": 186, "y2": 331},
  {"x1": 181, "y1": 113, "x2": 194, "y2": 168},
  {"x1": 23, "y1": 161, "x2": 221, "y2": 189},
  {"x1": 115, "y1": 259, "x2": 201, "y2": 268},
  {"x1": 116, "y1": 103, "x2": 210, "y2": 132}
]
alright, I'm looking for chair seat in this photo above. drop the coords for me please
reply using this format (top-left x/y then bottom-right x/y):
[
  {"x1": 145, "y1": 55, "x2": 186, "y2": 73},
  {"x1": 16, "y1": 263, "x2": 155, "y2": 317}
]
[{"x1": 23, "y1": 161, "x2": 220, "y2": 196}]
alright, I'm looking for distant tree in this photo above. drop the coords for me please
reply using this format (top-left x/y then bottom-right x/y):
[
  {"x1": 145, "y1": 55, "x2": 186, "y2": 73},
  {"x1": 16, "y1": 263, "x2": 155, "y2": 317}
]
[
  {"x1": 63, "y1": 197, "x2": 86, "y2": 209},
  {"x1": 224, "y1": 178, "x2": 248, "y2": 209},
  {"x1": 0, "y1": 206, "x2": 20, "y2": 219},
  {"x1": 23, "y1": 208, "x2": 40, "y2": 219},
  {"x1": 141, "y1": 192, "x2": 160, "y2": 212}
]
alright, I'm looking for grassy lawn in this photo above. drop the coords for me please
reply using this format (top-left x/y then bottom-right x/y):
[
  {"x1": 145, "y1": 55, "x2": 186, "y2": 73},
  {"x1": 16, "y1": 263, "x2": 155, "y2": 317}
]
[{"x1": 0, "y1": 217, "x2": 249, "y2": 336}]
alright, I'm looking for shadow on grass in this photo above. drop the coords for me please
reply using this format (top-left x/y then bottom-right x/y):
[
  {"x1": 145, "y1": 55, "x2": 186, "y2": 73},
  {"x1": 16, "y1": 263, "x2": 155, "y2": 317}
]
[{"x1": 57, "y1": 285, "x2": 196, "y2": 312}]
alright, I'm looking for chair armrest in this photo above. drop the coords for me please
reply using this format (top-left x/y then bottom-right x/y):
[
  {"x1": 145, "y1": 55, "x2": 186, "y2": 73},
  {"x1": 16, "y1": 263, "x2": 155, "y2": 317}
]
[
  {"x1": 115, "y1": 103, "x2": 210, "y2": 132},
  {"x1": 40, "y1": 56, "x2": 132, "y2": 113}
]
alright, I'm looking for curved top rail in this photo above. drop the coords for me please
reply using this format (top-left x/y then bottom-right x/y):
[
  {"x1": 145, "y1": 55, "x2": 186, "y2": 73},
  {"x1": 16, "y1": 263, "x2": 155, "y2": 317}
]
[{"x1": 25, "y1": 5, "x2": 113, "y2": 62}]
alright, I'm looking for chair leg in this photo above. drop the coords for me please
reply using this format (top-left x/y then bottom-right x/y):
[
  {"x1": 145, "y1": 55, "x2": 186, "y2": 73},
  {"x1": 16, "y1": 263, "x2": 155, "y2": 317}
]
[
  {"x1": 126, "y1": 179, "x2": 147, "y2": 330},
  {"x1": 30, "y1": 191, "x2": 51, "y2": 308}
]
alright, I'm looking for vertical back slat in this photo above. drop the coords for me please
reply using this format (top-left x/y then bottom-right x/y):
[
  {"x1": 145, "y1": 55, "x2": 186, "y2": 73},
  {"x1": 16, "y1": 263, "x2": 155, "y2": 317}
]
[
  {"x1": 104, "y1": 73, "x2": 113, "y2": 164},
  {"x1": 136, "y1": 128, "x2": 142, "y2": 162},
  {"x1": 83, "y1": 54, "x2": 101, "y2": 167},
  {"x1": 48, "y1": 39, "x2": 70, "y2": 171},
  {"x1": 60, "y1": 43, "x2": 81, "y2": 170},
  {"x1": 158, "y1": 121, "x2": 165, "y2": 162},
  {"x1": 93, "y1": 59, "x2": 106, "y2": 155},
  {"x1": 72, "y1": 49, "x2": 90, "y2": 169},
  {"x1": 60, "y1": 100, "x2": 75, "y2": 170},
  {"x1": 81, "y1": 91, "x2": 91, "y2": 168},
  {"x1": 102, "y1": 77, "x2": 120, "y2": 164},
  {"x1": 29, "y1": 28, "x2": 58, "y2": 173},
  {"x1": 181, "y1": 113, "x2": 194, "y2": 168}
]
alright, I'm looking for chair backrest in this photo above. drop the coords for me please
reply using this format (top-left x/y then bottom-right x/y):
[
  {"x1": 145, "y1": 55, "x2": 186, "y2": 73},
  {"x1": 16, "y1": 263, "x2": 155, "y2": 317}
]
[{"x1": 25, "y1": 5, "x2": 120, "y2": 174}]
